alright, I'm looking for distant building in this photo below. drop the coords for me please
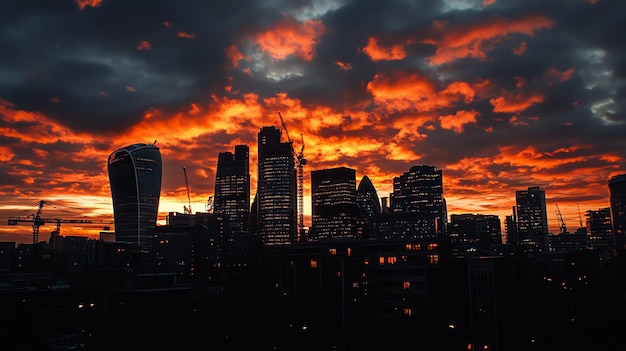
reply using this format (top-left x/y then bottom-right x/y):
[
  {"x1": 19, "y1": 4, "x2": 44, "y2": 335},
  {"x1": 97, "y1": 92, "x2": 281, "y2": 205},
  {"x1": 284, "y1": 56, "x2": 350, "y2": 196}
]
[
  {"x1": 448, "y1": 214, "x2": 502, "y2": 256},
  {"x1": 213, "y1": 144, "x2": 251, "y2": 238},
  {"x1": 107, "y1": 143, "x2": 162, "y2": 247},
  {"x1": 356, "y1": 175, "x2": 381, "y2": 239},
  {"x1": 608, "y1": 174, "x2": 626, "y2": 250},
  {"x1": 310, "y1": 166, "x2": 358, "y2": 240},
  {"x1": 514, "y1": 186, "x2": 548, "y2": 252},
  {"x1": 255, "y1": 126, "x2": 297, "y2": 246},
  {"x1": 586, "y1": 207, "x2": 614, "y2": 256},
  {"x1": 384, "y1": 165, "x2": 447, "y2": 238}
]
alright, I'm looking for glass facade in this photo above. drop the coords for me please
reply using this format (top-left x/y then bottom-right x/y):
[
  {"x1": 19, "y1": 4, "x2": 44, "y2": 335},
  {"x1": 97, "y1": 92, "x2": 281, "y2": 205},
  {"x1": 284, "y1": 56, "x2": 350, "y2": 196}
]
[
  {"x1": 256, "y1": 126, "x2": 297, "y2": 246},
  {"x1": 213, "y1": 145, "x2": 250, "y2": 238},
  {"x1": 107, "y1": 143, "x2": 162, "y2": 247},
  {"x1": 514, "y1": 186, "x2": 548, "y2": 252},
  {"x1": 311, "y1": 166, "x2": 358, "y2": 240}
]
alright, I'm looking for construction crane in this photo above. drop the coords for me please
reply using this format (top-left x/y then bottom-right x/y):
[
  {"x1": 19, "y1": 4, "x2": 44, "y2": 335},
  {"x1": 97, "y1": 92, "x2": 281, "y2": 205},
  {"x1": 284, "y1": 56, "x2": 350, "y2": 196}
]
[
  {"x1": 278, "y1": 112, "x2": 306, "y2": 240},
  {"x1": 183, "y1": 166, "x2": 192, "y2": 214},
  {"x1": 555, "y1": 203, "x2": 567, "y2": 234},
  {"x1": 7, "y1": 200, "x2": 114, "y2": 244}
]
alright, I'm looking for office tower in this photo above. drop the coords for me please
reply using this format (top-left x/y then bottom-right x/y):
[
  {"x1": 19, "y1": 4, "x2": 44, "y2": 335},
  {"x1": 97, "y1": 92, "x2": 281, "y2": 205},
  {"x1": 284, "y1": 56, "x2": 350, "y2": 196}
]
[
  {"x1": 609, "y1": 174, "x2": 626, "y2": 250},
  {"x1": 213, "y1": 145, "x2": 250, "y2": 238},
  {"x1": 389, "y1": 165, "x2": 447, "y2": 237},
  {"x1": 586, "y1": 207, "x2": 614, "y2": 256},
  {"x1": 514, "y1": 186, "x2": 548, "y2": 252},
  {"x1": 310, "y1": 166, "x2": 358, "y2": 240},
  {"x1": 448, "y1": 214, "x2": 502, "y2": 256},
  {"x1": 256, "y1": 126, "x2": 297, "y2": 246},
  {"x1": 356, "y1": 175, "x2": 381, "y2": 239},
  {"x1": 107, "y1": 143, "x2": 162, "y2": 247}
]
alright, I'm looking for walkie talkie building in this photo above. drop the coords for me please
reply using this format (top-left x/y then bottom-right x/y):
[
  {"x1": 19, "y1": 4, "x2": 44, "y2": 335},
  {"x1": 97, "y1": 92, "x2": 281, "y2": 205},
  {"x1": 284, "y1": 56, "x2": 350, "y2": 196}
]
[{"x1": 107, "y1": 143, "x2": 162, "y2": 247}]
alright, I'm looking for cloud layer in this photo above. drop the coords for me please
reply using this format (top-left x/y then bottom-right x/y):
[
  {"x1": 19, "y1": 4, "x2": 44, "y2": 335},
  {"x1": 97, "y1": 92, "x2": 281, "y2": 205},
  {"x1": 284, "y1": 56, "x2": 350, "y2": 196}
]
[{"x1": 1, "y1": 0, "x2": 625, "y2": 242}]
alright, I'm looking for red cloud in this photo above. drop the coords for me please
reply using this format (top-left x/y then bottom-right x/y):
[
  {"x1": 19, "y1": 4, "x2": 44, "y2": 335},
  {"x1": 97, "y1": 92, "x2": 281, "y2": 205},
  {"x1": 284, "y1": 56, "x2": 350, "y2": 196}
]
[
  {"x1": 137, "y1": 40, "x2": 153, "y2": 51},
  {"x1": 439, "y1": 109, "x2": 479, "y2": 133},
  {"x1": 490, "y1": 93, "x2": 544, "y2": 113},
  {"x1": 544, "y1": 67, "x2": 574, "y2": 85},
  {"x1": 75, "y1": 0, "x2": 102, "y2": 10},
  {"x1": 425, "y1": 14, "x2": 555, "y2": 65},
  {"x1": 362, "y1": 37, "x2": 408, "y2": 61},
  {"x1": 253, "y1": 18, "x2": 326, "y2": 61}
]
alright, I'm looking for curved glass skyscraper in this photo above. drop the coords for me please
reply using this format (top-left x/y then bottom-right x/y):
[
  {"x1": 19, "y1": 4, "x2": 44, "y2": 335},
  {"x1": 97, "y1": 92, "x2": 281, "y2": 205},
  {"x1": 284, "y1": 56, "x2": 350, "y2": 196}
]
[{"x1": 108, "y1": 143, "x2": 162, "y2": 247}]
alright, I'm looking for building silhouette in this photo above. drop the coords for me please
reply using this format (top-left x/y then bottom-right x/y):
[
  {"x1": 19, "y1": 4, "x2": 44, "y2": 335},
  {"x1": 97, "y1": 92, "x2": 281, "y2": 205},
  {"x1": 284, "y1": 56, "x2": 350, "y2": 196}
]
[
  {"x1": 514, "y1": 186, "x2": 548, "y2": 252},
  {"x1": 609, "y1": 174, "x2": 626, "y2": 250},
  {"x1": 586, "y1": 207, "x2": 614, "y2": 256},
  {"x1": 107, "y1": 143, "x2": 162, "y2": 247},
  {"x1": 213, "y1": 144, "x2": 250, "y2": 238},
  {"x1": 448, "y1": 214, "x2": 502, "y2": 256},
  {"x1": 356, "y1": 175, "x2": 381, "y2": 239},
  {"x1": 386, "y1": 165, "x2": 447, "y2": 238},
  {"x1": 255, "y1": 126, "x2": 297, "y2": 246},
  {"x1": 310, "y1": 166, "x2": 358, "y2": 240}
]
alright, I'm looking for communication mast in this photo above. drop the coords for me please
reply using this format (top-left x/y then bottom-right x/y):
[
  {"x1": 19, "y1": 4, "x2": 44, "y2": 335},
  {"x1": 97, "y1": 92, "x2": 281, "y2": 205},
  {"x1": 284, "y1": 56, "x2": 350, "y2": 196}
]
[
  {"x1": 183, "y1": 166, "x2": 192, "y2": 214},
  {"x1": 278, "y1": 112, "x2": 306, "y2": 240}
]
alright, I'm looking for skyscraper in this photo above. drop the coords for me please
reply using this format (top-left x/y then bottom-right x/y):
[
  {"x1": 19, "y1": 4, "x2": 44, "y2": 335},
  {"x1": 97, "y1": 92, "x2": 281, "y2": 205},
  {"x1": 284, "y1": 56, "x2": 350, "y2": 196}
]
[
  {"x1": 310, "y1": 166, "x2": 358, "y2": 240},
  {"x1": 213, "y1": 145, "x2": 250, "y2": 238},
  {"x1": 609, "y1": 174, "x2": 626, "y2": 250},
  {"x1": 389, "y1": 165, "x2": 447, "y2": 237},
  {"x1": 256, "y1": 126, "x2": 297, "y2": 246},
  {"x1": 514, "y1": 186, "x2": 548, "y2": 252},
  {"x1": 356, "y1": 175, "x2": 381, "y2": 239},
  {"x1": 107, "y1": 143, "x2": 162, "y2": 247}
]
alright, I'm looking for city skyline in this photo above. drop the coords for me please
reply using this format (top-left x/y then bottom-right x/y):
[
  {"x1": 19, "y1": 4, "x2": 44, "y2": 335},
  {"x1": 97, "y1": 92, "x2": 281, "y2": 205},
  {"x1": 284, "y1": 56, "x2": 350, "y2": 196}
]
[{"x1": 2, "y1": 0, "x2": 625, "y2": 243}]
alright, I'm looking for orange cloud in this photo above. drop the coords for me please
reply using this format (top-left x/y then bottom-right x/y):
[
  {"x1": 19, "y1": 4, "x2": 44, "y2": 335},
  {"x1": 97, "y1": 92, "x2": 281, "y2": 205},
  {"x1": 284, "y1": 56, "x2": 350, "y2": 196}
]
[
  {"x1": 76, "y1": 0, "x2": 102, "y2": 10},
  {"x1": 490, "y1": 93, "x2": 544, "y2": 113},
  {"x1": 425, "y1": 14, "x2": 555, "y2": 65},
  {"x1": 367, "y1": 71, "x2": 477, "y2": 113},
  {"x1": 137, "y1": 40, "x2": 153, "y2": 51},
  {"x1": 335, "y1": 61, "x2": 352, "y2": 70},
  {"x1": 544, "y1": 67, "x2": 574, "y2": 85},
  {"x1": 226, "y1": 45, "x2": 249, "y2": 67},
  {"x1": 253, "y1": 18, "x2": 326, "y2": 61},
  {"x1": 439, "y1": 109, "x2": 479, "y2": 133},
  {"x1": 125, "y1": 86, "x2": 136, "y2": 92},
  {"x1": 362, "y1": 37, "x2": 408, "y2": 61},
  {"x1": 177, "y1": 31, "x2": 196, "y2": 39}
]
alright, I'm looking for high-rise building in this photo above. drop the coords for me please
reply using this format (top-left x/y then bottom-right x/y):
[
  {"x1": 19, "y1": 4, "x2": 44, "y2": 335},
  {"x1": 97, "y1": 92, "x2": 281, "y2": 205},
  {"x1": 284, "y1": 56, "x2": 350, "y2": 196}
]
[
  {"x1": 609, "y1": 174, "x2": 626, "y2": 250},
  {"x1": 213, "y1": 145, "x2": 250, "y2": 238},
  {"x1": 448, "y1": 214, "x2": 502, "y2": 256},
  {"x1": 310, "y1": 166, "x2": 358, "y2": 240},
  {"x1": 389, "y1": 165, "x2": 447, "y2": 237},
  {"x1": 514, "y1": 186, "x2": 548, "y2": 252},
  {"x1": 107, "y1": 143, "x2": 162, "y2": 247},
  {"x1": 586, "y1": 207, "x2": 614, "y2": 256},
  {"x1": 356, "y1": 175, "x2": 381, "y2": 239},
  {"x1": 255, "y1": 126, "x2": 297, "y2": 246}
]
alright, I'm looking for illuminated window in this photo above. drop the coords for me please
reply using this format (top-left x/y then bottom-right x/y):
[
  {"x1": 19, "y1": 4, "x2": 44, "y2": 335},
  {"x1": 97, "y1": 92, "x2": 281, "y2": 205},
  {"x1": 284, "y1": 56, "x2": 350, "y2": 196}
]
[
  {"x1": 330, "y1": 248, "x2": 337, "y2": 255},
  {"x1": 310, "y1": 259, "x2": 318, "y2": 268},
  {"x1": 403, "y1": 281, "x2": 411, "y2": 289},
  {"x1": 379, "y1": 256, "x2": 385, "y2": 265},
  {"x1": 403, "y1": 308, "x2": 412, "y2": 316},
  {"x1": 429, "y1": 254, "x2": 439, "y2": 264},
  {"x1": 406, "y1": 243, "x2": 421, "y2": 251},
  {"x1": 387, "y1": 256, "x2": 397, "y2": 264},
  {"x1": 347, "y1": 247, "x2": 352, "y2": 256},
  {"x1": 428, "y1": 243, "x2": 438, "y2": 250}
]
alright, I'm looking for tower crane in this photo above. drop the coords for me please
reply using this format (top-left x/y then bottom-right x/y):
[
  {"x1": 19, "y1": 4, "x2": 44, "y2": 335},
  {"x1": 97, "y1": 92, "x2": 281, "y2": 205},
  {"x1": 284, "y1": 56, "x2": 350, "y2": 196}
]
[
  {"x1": 555, "y1": 203, "x2": 567, "y2": 234},
  {"x1": 183, "y1": 166, "x2": 192, "y2": 214},
  {"x1": 7, "y1": 200, "x2": 114, "y2": 244},
  {"x1": 278, "y1": 112, "x2": 306, "y2": 240}
]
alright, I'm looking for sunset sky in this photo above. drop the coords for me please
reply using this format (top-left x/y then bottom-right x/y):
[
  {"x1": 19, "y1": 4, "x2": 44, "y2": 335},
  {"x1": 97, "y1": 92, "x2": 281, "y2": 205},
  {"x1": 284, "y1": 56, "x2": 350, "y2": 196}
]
[{"x1": 1, "y1": 0, "x2": 625, "y2": 244}]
